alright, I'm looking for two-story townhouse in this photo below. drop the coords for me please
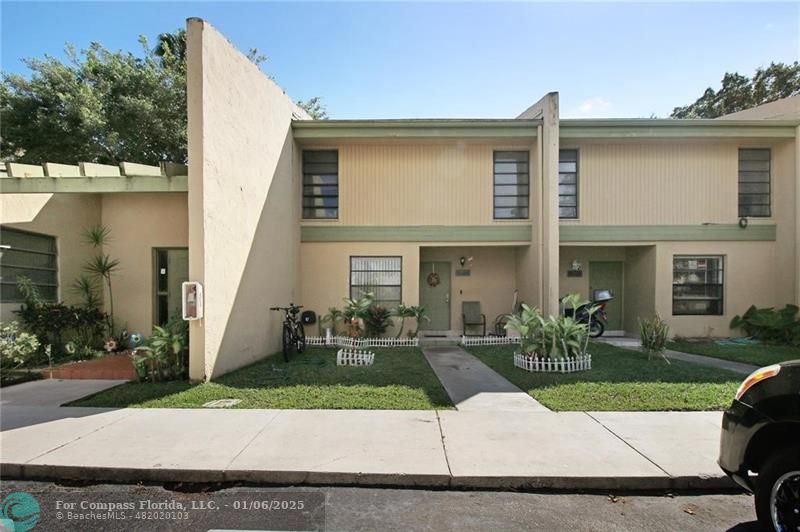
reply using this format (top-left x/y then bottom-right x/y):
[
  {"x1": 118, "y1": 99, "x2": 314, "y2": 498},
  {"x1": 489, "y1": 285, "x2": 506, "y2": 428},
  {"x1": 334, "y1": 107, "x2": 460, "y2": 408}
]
[{"x1": 1, "y1": 19, "x2": 798, "y2": 380}]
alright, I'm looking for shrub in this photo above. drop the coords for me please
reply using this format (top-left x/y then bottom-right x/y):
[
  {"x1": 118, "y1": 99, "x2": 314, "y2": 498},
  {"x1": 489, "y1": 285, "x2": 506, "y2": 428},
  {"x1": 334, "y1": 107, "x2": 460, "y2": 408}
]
[
  {"x1": 132, "y1": 315, "x2": 189, "y2": 381},
  {"x1": 0, "y1": 321, "x2": 40, "y2": 369},
  {"x1": 639, "y1": 315, "x2": 670, "y2": 362},
  {"x1": 730, "y1": 304, "x2": 800, "y2": 345},
  {"x1": 505, "y1": 296, "x2": 591, "y2": 359},
  {"x1": 364, "y1": 305, "x2": 394, "y2": 337}
]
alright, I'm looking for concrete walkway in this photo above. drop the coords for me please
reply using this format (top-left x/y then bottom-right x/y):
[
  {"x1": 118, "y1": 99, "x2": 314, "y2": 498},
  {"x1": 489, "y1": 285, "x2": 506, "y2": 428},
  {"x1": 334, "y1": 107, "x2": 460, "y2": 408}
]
[
  {"x1": 597, "y1": 337, "x2": 758, "y2": 375},
  {"x1": 0, "y1": 403, "x2": 731, "y2": 490},
  {"x1": 1, "y1": 378, "x2": 126, "y2": 407},
  {"x1": 422, "y1": 346, "x2": 548, "y2": 411}
]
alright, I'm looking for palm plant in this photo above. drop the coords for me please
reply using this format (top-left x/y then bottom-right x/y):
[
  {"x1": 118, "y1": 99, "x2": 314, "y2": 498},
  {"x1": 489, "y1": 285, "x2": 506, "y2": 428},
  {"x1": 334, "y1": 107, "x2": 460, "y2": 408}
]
[
  {"x1": 391, "y1": 304, "x2": 416, "y2": 338},
  {"x1": 408, "y1": 305, "x2": 431, "y2": 338},
  {"x1": 342, "y1": 293, "x2": 374, "y2": 337},
  {"x1": 71, "y1": 275, "x2": 102, "y2": 309},
  {"x1": 83, "y1": 225, "x2": 120, "y2": 333},
  {"x1": 320, "y1": 307, "x2": 343, "y2": 335}
]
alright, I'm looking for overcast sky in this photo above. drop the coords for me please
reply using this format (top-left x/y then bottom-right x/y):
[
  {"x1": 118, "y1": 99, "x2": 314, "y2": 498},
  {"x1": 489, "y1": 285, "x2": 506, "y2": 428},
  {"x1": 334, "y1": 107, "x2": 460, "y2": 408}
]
[{"x1": 2, "y1": 1, "x2": 798, "y2": 119}]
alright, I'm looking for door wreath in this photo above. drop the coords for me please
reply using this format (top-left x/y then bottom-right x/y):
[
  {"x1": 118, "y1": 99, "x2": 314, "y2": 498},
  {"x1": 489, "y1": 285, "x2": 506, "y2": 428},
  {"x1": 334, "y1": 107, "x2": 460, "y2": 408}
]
[{"x1": 427, "y1": 272, "x2": 440, "y2": 287}]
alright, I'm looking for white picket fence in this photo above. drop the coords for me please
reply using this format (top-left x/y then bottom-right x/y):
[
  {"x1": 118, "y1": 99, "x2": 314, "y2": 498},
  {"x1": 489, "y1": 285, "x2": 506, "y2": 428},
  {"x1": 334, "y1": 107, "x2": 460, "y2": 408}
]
[
  {"x1": 513, "y1": 353, "x2": 592, "y2": 373},
  {"x1": 337, "y1": 348, "x2": 375, "y2": 367},
  {"x1": 460, "y1": 335, "x2": 521, "y2": 346},
  {"x1": 306, "y1": 336, "x2": 419, "y2": 348}
]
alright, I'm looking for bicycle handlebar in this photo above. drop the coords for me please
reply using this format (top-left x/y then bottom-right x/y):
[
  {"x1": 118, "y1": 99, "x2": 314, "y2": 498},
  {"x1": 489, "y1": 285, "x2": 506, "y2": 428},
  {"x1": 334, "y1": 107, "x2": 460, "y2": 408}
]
[{"x1": 269, "y1": 305, "x2": 303, "y2": 311}]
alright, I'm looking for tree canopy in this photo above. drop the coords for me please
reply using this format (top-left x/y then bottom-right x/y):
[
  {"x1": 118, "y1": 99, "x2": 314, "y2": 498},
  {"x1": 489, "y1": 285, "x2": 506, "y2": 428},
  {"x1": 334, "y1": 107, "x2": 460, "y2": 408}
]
[
  {"x1": 1, "y1": 30, "x2": 327, "y2": 165},
  {"x1": 671, "y1": 62, "x2": 800, "y2": 118}
]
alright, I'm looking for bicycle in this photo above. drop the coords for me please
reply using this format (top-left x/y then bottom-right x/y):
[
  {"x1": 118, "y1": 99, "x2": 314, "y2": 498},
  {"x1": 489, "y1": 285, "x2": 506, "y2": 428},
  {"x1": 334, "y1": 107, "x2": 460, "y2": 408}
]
[{"x1": 269, "y1": 304, "x2": 306, "y2": 361}]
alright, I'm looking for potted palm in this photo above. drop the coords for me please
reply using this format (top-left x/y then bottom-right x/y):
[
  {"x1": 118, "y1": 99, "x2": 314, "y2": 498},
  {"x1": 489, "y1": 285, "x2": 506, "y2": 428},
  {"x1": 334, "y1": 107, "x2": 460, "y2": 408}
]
[{"x1": 320, "y1": 307, "x2": 343, "y2": 344}]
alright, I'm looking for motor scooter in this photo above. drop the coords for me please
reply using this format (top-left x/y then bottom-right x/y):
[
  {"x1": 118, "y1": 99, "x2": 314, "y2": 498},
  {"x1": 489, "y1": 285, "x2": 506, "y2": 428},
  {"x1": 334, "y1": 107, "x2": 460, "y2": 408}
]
[{"x1": 562, "y1": 289, "x2": 614, "y2": 338}]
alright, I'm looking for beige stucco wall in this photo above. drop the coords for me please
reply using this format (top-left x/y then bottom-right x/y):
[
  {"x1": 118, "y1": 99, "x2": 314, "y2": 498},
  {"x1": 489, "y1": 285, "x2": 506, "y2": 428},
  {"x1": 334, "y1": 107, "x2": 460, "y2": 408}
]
[
  {"x1": 1, "y1": 194, "x2": 101, "y2": 320},
  {"x1": 719, "y1": 95, "x2": 800, "y2": 120},
  {"x1": 561, "y1": 139, "x2": 794, "y2": 226},
  {"x1": 653, "y1": 241, "x2": 789, "y2": 338},
  {"x1": 101, "y1": 193, "x2": 188, "y2": 334},
  {"x1": 299, "y1": 141, "x2": 536, "y2": 226},
  {"x1": 300, "y1": 242, "x2": 420, "y2": 336},
  {"x1": 299, "y1": 243, "x2": 520, "y2": 335},
  {"x1": 559, "y1": 240, "x2": 792, "y2": 338},
  {"x1": 623, "y1": 246, "x2": 657, "y2": 334},
  {"x1": 420, "y1": 246, "x2": 519, "y2": 333},
  {"x1": 187, "y1": 18, "x2": 309, "y2": 379}
]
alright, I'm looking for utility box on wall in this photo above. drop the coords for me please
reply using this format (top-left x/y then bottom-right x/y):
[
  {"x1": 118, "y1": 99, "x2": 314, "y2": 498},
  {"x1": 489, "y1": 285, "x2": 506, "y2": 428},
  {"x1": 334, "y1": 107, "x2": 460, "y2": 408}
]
[{"x1": 182, "y1": 281, "x2": 204, "y2": 320}]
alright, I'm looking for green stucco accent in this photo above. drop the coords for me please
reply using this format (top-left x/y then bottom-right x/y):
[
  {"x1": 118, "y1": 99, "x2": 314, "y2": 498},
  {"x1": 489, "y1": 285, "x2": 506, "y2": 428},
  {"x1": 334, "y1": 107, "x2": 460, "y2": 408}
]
[
  {"x1": 559, "y1": 224, "x2": 777, "y2": 242},
  {"x1": 0, "y1": 176, "x2": 188, "y2": 194},
  {"x1": 293, "y1": 119, "x2": 541, "y2": 139},
  {"x1": 560, "y1": 119, "x2": 797, "y2": 139},
  {"x1": 301, "y1": 225, "x2": 532, "y2": 242}
]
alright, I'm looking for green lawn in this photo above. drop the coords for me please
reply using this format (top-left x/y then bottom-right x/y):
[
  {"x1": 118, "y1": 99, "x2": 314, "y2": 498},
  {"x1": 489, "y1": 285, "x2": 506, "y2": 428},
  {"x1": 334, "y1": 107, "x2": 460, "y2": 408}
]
[
  {"x1": 71, "y1": 347, "x2": 452, "y2": 410},
  {"x1": 468, "y1": 342, "x2": 740, "y2": 411},
  {"x1": 667, "y1": 340, "x2": 800, "y2": 367}
]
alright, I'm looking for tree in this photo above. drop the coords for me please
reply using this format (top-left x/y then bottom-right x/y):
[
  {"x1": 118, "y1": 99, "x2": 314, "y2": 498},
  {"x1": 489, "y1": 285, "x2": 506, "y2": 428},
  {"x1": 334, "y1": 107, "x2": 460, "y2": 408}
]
[
  {"x1": 1, "y1": 30, "x2": 327, "y2": 164},
  {"x1": 671, "y1": 62, "x2": 800, "y2": 118},
  {"x1": 297, "y1": 96, "x2": 329, "y2": 120}
]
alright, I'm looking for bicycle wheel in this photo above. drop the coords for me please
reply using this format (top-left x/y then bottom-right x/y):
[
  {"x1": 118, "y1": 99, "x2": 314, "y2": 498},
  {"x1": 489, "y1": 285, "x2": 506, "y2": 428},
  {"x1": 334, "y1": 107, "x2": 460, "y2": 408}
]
[
  {"x1": 296, "y1": 322, "x2": 306, "y2": 353},
  {"x1": 282, "y1": 323, "x2": 294, "y2": 361}
]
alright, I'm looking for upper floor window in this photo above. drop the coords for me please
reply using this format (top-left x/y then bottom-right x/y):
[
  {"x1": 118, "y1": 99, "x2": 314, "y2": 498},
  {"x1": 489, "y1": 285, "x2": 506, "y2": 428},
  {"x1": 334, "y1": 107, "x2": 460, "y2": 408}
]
[
  {"x1": 672, "y1": 256, "x2": 724, "y2": 316},
  {"x1": 493, "y1": 151, "x2": 529, "y2": 219},
  {"x1": 559, "y1": 149, "x2": 579, "y2": 219},
  {"x1": 0, "y1": 227, "x2": 58, "y2": 302},
  {"x1": 350, "y1": 256, "x2": 402, "y2": 307},
  {"x1": 738, "y1": 148, "x2": 770, "y2": 218},
  {"x1": 303, "y1": 150, "x2": 338, "y2": 219}
]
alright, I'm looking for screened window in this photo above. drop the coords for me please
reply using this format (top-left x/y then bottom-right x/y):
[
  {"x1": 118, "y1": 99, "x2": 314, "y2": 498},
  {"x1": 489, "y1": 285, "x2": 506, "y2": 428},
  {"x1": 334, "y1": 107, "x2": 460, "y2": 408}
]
[
  {"x1": 738, "y1": 149, "x2": 771, "y2": 217},
  {"x1": 673, "y1": 256, "x2": 723, "y2": 316},
  {"x1": 493, "y1": 151, "x2": 529, "y2": 219},
  {"x1": 559, "y1": 149, "x2": 579, "y2": 219},
  {"x1": 303, "y1": 150, "x2": 338, "y2": 219},
  {"x1": 0, "y1": 227, "x2": 58, "y2": 302},
  {"x1": 350, "y1": 256, "x2": 402, "y2": 307}
]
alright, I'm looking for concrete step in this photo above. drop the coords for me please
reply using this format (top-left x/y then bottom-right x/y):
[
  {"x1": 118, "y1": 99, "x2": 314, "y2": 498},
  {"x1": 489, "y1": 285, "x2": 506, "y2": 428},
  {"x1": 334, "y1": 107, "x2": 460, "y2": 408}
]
[{"x1": 419, "y1": 336, "x2": 461, "y2": 347}]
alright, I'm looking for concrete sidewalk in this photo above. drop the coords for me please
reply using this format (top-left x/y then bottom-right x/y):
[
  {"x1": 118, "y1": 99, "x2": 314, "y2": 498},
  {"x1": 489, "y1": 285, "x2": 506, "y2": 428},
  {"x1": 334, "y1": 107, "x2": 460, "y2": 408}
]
[{"x1": 0, "y1": 404, "x2": 732, "y2": 490}]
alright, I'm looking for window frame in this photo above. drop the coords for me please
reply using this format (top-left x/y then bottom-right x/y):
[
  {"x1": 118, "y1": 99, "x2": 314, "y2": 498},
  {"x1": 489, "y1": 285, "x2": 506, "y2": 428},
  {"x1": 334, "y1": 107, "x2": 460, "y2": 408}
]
[
  {"x1": 738, "y1": 148, "x2": 771, "y2": 218},
  {"x1": 493, "y1": 150, "x2": 530, "y2": 220},
  {"x1": 0, "y1": 226, "x2": 58, "y2": 303},
  {"x1": 349, "y1": 256, "x2": 403, "y2": 308},
  {"x1": 672, "y1": 255, "x2": 724, "y2": 316},
  {"x1": 558, "y1": 148, "x2": 579, "y2": 219},
  {"x1": 302, "y1": 149, "x2": 339, "y2": 220},
  {"x1": 152, "y1": 247, "x2": 189, "y2": 327}
]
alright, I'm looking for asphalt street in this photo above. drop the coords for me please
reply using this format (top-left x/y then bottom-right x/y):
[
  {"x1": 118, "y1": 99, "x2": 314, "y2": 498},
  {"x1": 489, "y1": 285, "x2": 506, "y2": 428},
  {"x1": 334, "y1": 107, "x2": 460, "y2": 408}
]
[{"x1": 0, "y1": 480, "x2": 760, "y2": 531}]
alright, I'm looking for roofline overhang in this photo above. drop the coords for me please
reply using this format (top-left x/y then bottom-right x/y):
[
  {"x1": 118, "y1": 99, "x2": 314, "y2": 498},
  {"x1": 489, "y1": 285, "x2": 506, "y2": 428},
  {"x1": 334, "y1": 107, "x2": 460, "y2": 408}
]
[
  {"x1": 292, "y1": 119, "x2": 542, "y2": 139},
  {"x1": 560, "y1": 118, "x2": 799, "y2": 138}
]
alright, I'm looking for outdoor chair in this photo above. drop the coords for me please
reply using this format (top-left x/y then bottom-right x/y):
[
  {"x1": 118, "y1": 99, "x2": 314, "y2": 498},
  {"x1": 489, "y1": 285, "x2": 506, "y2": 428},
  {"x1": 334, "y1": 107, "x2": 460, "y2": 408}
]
[{"x1": 462, "y1": 301, "x2": 486, "y2": 336}]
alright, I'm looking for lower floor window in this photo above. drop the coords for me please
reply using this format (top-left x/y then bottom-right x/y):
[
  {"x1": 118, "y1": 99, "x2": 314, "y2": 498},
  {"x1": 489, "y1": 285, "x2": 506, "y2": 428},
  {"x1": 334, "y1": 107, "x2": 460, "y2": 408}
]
[
  {"x1": 350, "y1": 256, "x2": 402, "y2": 307},
  {"x1": 153, "y1": 248, "x2": 189, "y2": 326},
  {"x1": 672, "y1": 256, "x2": 724, "y2": 316},
  {"x1": 0, "y1": 227, "x2": 58, "y2": 302}
]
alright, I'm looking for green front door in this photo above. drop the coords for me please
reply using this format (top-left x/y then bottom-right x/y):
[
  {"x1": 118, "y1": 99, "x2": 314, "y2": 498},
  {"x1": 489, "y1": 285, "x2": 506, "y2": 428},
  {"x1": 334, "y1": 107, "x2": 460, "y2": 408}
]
[
  {"x1": 419, "y1": 261, "x2": 451, "y2": 330},
  {"x1": 589, "y1": 261, "x2": 624, "y2": 330}
]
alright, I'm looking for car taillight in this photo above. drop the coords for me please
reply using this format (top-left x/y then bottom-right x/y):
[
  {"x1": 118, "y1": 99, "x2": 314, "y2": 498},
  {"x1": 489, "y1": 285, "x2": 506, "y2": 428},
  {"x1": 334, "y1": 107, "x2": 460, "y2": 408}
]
[{"x1": 735, "y1": 364, "x2": 781, "y2": 401}]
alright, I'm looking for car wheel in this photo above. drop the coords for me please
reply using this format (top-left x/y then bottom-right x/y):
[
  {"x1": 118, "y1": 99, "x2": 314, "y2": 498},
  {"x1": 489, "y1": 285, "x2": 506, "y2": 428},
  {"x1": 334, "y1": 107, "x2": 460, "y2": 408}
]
[{"x1": 755, "y1": 446, "x2": 800, "y2": 531}]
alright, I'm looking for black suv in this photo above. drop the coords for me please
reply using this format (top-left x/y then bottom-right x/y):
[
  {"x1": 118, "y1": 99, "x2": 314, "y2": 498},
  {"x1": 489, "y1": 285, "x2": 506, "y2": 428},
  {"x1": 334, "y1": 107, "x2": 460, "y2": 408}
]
[{"x1": 719, "y1": 360, "x2": 800, "y2": 531}]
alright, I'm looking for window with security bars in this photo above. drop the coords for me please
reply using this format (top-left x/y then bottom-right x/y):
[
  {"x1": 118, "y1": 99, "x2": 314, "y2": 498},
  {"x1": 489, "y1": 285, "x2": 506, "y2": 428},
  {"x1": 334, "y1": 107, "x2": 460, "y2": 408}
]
[
  {"x1": 350, "y1": 256, "x2": 402, "y2": 307},
  {"x1": 559, "y1": 149, "x2": 578, "y2": 219},
  {"x1": 672, "y1": 256, "x2": 723, "y2": 316},
  {"x1": 738, "y1": 149, "x2": 770, "y2": 217},
  {"x1": 303, "y1": 150, "x2": 338, "y2": 219},
  {"x1": 493, "y1": 151, "x2": 529, "y2": 219},
  {"x1": 0, "y1": 227, "x2": 58, "y2": 302}
]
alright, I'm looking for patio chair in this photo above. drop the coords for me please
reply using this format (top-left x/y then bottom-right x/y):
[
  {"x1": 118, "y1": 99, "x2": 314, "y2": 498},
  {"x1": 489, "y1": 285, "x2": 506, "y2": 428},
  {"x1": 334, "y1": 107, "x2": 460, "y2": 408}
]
[{"x1": 462, "y1": 301, "x2": 486, "y2": 337}]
